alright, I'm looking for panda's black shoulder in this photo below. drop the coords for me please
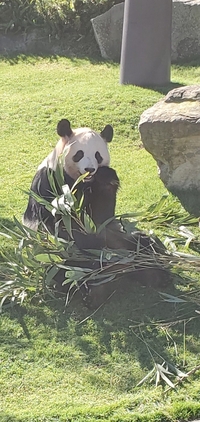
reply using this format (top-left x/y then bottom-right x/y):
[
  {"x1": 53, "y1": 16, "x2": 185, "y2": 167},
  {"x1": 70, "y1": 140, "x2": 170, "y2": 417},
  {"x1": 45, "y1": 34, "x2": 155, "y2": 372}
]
[
  {"x1": 63, "y1": 169, "x2": 76, "y2": 188},
  {"x1": 93, "y1": 166, "x2": 120, "y2": 188},
  {"x1": 30, "y1": 166, "x2": 75, "y2": 197}
]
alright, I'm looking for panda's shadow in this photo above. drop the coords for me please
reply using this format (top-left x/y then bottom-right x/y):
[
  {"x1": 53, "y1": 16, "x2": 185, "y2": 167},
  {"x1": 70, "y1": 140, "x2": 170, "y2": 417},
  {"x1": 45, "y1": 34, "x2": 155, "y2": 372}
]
[
  {"x1": 3, "y1": 272, "x2": 199, "y2": 376},
  {"x1": 52, "y1": 273, "x2": 200, "y2": 372},
  {"x1": 1, "y1": 209, "x2": 199, "y2": 370}
]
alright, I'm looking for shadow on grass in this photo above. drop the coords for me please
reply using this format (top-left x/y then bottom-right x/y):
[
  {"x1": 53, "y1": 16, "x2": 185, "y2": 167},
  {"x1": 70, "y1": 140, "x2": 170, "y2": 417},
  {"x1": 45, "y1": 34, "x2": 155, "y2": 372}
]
[
  {"x1": 149, "y1": 81, "x2": 185, "y2": 95},
  {"x1": 0, "y1": 29, "x2": 106, "y2": 63},
  {"x1": 0, "y1": 52, "x2": 117, "y2": 67},
  {"x1": 0, "y1": 414, "x2": 23, "y2": 422},
  {"x1": 173, "y1": 59, "x2": 200, "y2": 68},
  {"x1": 7, "y1": 272, "x2": 198, "y2": 372},
  {"x1": 0, "y1": 210, "x2": 200, "y2": 385},
  {"x1": 1, "y1": 51, "x2": 199, "y2": 70},
  {"x1": 149, "y1": 60, "x2": 200, "y2": 94},
  {"x1": 1, "y1": 208, "x2": 199, "y2": 387},
  {"x1": 0, "y1": 30, "x2": 118, "y2": 67},
  {"x1": 0, "y1": 216, "x2": 16, "y2": 231},
  {"x1": 74, "y1": 279, "x2": 200, "y2": 370},
  {"x1": 0, "y1": 52, "x2": 188, "y2": 99}
]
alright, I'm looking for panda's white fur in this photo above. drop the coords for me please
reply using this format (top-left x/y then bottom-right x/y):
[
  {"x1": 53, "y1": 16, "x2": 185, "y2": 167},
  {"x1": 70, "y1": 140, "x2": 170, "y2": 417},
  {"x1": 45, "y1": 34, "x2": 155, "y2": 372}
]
[{"x1": 38, "y1": 127, "x2": 110, "y2": 180}]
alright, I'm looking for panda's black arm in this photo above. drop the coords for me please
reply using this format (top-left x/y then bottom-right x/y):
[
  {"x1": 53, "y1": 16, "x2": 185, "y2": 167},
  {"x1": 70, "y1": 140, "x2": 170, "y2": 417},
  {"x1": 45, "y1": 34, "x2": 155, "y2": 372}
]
[
  {"x1": 23, "y1": 167, "x2": 75, "y2": 232},
  {"x1": 23, "y1": 166, "x2": 118, "y2": 249},
  {"x1": 72, "y1": 228, "x2": 105, "y2": 250},
  {"x1": 23, "y1": 167, "x2": 54, "y2": 231},
  {"x1": 88, "y1": 167, "x2": 120, "y2": 226},
  {"x1": 65, "y1": 167, "x2": 119, "y2": 251}
]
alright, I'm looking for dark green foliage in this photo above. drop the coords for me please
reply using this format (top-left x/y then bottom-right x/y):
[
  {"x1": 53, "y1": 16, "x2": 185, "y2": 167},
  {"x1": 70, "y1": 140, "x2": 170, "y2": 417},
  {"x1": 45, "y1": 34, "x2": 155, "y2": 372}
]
[
  {"x1": 0, "y1": 0, "x2": 39, "y2": 32},
  {"x1": 73, "y1": 0, "x2": 122, "y2": 34},
  {"x1": 0, "y1": 0, "x2": 123, "y2": 36}
]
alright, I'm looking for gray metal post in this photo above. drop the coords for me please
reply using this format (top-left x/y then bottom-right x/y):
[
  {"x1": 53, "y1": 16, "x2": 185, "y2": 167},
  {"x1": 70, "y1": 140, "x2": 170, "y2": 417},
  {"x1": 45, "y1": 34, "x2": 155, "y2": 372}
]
[{"x1": 120, "y1": 0, "x2": 172, "y2": 86}]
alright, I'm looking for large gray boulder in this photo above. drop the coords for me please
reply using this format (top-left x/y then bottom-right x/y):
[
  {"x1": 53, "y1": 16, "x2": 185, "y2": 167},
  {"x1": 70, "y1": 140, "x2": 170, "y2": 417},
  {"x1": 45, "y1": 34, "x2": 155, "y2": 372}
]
[
  {"x1": 138, "y1": 85, "x2": 200, "y2": 216},
  {"x1": 91, "y1": 0, "x2": 200, "y2": 63},
  {"x1": 172, "y1": 0, "x2": 200, "y2": 62},
  {"x1": 91, "y1": 3, "x2": 124, "y2": 61}
]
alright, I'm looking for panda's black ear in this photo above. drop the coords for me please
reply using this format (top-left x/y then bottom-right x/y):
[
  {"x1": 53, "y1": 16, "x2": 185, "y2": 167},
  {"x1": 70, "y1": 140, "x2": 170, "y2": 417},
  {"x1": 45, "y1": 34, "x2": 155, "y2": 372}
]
[
  {"x1": 100, "y1": 125, "x2": 113, "y2": 143},
  {"x1": 57, "y1": 119, "x2": 73, "y2": 138}
]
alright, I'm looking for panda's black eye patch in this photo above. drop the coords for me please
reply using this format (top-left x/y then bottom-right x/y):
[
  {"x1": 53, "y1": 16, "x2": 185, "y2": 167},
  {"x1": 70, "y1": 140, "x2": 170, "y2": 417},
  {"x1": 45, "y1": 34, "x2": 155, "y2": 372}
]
[
  {"x1": 95, "y1": 151, "x2": 103, "y2": 164},
  {"x1": 73, "y1": 150, "x2": 84, "y2": 162}
]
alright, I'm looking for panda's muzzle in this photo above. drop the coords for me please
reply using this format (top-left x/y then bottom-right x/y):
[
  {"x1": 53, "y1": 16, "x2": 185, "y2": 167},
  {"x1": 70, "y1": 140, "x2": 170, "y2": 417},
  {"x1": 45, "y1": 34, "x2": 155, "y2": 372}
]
[
  {"x1": 84, "y1": 167, "x2": 95, "y2": 174},
  {"x1": 83, "y1": 167, "x2": 96, "y2": 182}
]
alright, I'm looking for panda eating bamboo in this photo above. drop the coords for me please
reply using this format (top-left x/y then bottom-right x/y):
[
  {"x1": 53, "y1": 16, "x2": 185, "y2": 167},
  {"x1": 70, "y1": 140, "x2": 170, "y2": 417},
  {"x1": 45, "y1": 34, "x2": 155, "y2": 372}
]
[{"x1": 23, "y1": 119, "x2": 169, "y2": 306}]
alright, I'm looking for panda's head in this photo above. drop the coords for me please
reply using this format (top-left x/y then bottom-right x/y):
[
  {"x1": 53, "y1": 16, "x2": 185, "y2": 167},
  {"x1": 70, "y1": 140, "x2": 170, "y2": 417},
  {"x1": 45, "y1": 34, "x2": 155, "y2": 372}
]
[{"x1": 55, "y1": 119, "x2": 113, "y2": 180}]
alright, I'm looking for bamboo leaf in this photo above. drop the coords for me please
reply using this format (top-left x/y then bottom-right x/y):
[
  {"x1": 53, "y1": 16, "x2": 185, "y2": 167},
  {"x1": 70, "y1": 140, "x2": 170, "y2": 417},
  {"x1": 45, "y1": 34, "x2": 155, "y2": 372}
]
[
  {"x1": 155, "y1": 368, "x2": 160, "y2": 387},
  {"x1": 89, "y1": 275, "x2": 116, "y2": 285},
  {"x1": 63, "y1": 269, "x2": 87, "y2": 283},
  {"x1": 34, "y1": 254, "x2": 60, "y2": 263},
  {"x1": 47, "y1": 167, "x2": 58, "y2": 196},
  {"x1": 96, "y1": 216, "x2": 115, "y2": 234},
  {"x1": 62, "y1": 215, "x2": 72, "y2": 238},
  {"x1": 45, "y1": 266, "x2": 60, "y2": 285},
  {"x1": 159, "y1": 371, "x2": 175, "y2": 389},
  {"x1": 136, "y1": 368, "x2": 155, "y2": 387},
  {"x1": 0, "y1": 232, "x2": 12, "y2": 239},
  {"x1": 156, "y1": 363, "x2": 173, "y2": 376},
  {"x1": 159, "y1": 292, "x2": 187, "y2": 303},
  {"x1": 54, "y1": 158, "x2": 65, "y2": 189},
  {"x1": 167, "y1": 362, "x2": 188, "y2": 378},
  {"x1": 71, "y1": 172, "x2": 90, "y2": 191},
  {"x1": 83, "y1": 212, "x2": 96, "y2": 234},
  {"x1": 0, "y1": 294, "x2": 11, "y2": 313}
]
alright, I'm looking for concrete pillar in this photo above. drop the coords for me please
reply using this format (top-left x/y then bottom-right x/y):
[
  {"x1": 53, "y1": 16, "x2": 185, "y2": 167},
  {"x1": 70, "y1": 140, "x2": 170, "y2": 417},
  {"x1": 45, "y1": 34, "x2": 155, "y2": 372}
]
[{"x1": 120, "y1": 0, "x2": 172, "y2": 86}]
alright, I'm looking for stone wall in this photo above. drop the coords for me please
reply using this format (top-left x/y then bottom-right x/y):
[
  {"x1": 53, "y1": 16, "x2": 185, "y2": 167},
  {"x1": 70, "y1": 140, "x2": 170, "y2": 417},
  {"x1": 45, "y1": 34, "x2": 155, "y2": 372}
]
[
  {"x1": 1, "y1": 1, "x2": 200, "y2": 61},
  {"x1": 91, "y1": 0, "x2": 200, "y2": 63},
  {"x1": 0, "y1": 30, "x2": 64, "y2": 56}
]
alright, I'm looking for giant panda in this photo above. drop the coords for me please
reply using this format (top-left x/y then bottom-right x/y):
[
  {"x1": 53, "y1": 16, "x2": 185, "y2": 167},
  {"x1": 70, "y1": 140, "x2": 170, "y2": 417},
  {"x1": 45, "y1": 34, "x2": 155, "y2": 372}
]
[
  {"x1": 23, "y1": 118, "x2": 121, "y2": 249},
  {"x1": 23, "y1": 118, "x2": 160, "y2": 251},
  {"x1": 23, "y1": 118, "x2": 169, "y2": 307}
]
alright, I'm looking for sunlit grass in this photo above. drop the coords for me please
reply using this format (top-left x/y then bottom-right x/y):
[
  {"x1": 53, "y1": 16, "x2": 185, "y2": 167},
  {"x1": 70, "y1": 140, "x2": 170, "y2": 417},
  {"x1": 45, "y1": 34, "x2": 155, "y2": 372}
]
[
  {"x1": 0, "y1": 56, "x2": 164, "y2": 222},
  {"x1": 1, "y1": 57, "x2": 200, "y2": 226}
]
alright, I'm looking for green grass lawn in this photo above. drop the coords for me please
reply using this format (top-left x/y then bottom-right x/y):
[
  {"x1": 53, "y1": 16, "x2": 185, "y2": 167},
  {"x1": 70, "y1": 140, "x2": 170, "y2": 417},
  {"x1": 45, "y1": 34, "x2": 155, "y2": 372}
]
[{"x1": 0, "y1": 56, "x2": 200, "y2": 422}]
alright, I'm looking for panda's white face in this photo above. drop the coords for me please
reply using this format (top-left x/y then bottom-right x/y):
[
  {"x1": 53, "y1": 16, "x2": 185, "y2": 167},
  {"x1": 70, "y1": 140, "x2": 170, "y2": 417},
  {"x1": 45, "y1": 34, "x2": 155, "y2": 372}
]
[
  {"x1": 63, "y1": 128, "x2": 110, "y2": 180},
  {"x1": 38, "y1": 120, "x2": 113, "y2": 181}
]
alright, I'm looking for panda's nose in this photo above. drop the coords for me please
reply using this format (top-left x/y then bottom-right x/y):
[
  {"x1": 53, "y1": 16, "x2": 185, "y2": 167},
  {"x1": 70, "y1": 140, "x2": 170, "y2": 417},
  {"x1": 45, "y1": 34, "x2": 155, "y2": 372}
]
[{"x1": 85, "y1": 167, "x2": 95, "y2": 174}]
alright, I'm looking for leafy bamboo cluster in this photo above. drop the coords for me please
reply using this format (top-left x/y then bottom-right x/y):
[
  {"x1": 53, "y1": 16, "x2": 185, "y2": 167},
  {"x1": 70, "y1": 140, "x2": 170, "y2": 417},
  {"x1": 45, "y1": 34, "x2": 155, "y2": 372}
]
[
  {"x1": 1, "y1": 161, "x2": 200, "y2": 314},
  {"x1": 1, "y1": 166, "x2": 200, "y2": 391}
]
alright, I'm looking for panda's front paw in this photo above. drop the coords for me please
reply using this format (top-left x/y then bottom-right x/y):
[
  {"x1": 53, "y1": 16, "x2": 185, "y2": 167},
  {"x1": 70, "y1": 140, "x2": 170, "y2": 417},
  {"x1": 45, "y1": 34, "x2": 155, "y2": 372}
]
[{"x1": 94, "y1": 166, "x2": 119, "y2": 186}]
